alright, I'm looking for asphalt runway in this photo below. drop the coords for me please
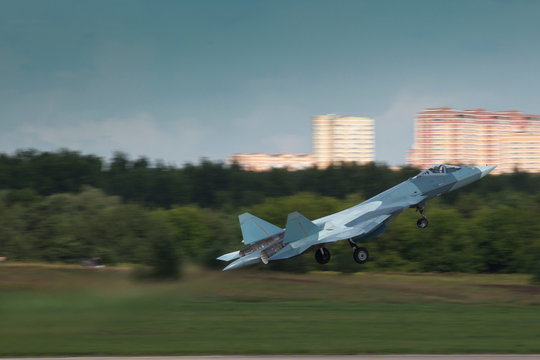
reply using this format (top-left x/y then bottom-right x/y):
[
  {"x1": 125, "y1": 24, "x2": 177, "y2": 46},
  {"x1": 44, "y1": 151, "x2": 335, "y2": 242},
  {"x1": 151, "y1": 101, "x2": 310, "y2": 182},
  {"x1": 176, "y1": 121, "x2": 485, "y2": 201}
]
[{"x1": 3, "y1": 356, "x2": 540, "y2": 360}]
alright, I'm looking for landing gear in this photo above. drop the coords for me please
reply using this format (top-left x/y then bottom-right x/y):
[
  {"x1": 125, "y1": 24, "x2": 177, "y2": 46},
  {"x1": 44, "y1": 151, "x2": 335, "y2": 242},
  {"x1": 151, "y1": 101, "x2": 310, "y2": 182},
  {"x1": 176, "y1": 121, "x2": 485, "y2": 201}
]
[
  {"x1": 315, "y1": 247, "x2": 331, "y2": 264},
  {"x1": 349, "y1": 239, "x2": 369, "y2": 264},
  {"x1": 353, "y1": 247, "x2": 369, "y2": 264},
  {"x1": 416, "y1": 205, "x2": 429, "y2": 229},
  {"x1": 417, "y1": 217, "x2": 429, "y2": 228}
]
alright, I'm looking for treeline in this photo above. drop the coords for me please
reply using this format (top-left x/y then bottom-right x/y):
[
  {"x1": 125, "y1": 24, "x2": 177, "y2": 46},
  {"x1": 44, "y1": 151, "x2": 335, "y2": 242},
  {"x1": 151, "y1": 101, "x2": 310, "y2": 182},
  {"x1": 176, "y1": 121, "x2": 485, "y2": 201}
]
[
  {"x1": 4, "y1": 149, "x2": 540, "y2": 209},
  {"x1": 0, "y1": 149, "x2": 540, "y2": 276},
  {"x1": 0, "y1": 149, "x2": 420, "y2": 208}
]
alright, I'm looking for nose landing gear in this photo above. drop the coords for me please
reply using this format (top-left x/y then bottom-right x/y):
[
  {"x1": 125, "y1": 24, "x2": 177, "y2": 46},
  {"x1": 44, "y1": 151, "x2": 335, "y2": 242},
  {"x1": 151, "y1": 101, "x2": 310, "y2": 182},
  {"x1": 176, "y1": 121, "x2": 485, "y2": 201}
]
[
  {"x1": 417, "y1": 217, "x2": 428, "y2": 228},
  {"x1": 416, "y1": 206, "x2": 429, "y2": 228}
]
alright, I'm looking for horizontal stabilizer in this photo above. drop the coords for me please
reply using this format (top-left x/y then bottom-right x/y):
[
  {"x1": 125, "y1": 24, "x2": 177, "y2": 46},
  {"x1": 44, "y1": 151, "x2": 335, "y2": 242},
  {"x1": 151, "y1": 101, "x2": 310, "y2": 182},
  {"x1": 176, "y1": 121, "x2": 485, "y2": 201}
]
[
  {"x1": 239, "y1": 212, "x2": 283, "y2": 244},
  {"x1": 223, "y1": 251, "x2": 262, "y2": 271},
  {"x1": 283, "y1": 211, "x2": 322, "y2": 244},
  {"x1": 217, "y1": 251, "x2": 241, "y2": 262}
]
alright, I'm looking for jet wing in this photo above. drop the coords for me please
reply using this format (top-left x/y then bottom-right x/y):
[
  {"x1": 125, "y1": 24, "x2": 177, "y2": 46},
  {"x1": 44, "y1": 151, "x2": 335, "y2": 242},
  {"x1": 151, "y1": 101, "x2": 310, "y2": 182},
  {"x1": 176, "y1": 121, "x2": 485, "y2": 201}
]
[
  {"x1": 319, "y1": 214, "x2": 393, "y2": 244},
  {"x1": 319, "y1": 203, "x2": 410, "y2": 245}
]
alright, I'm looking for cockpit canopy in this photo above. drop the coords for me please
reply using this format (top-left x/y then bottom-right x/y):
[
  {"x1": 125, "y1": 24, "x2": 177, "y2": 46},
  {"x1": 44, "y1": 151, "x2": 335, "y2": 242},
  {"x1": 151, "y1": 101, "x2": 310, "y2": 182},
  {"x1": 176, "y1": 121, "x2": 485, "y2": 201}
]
[{"x1": 418, "y1": 164, "x2": 461, "y2": 176}]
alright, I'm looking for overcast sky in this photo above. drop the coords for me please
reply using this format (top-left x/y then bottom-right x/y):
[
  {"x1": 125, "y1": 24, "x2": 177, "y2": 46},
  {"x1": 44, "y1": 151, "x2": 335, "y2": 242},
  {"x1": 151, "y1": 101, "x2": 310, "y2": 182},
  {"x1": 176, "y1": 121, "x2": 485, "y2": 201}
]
[{"x1": 2, "y1": 0, "x2": 540, "y2": 165}]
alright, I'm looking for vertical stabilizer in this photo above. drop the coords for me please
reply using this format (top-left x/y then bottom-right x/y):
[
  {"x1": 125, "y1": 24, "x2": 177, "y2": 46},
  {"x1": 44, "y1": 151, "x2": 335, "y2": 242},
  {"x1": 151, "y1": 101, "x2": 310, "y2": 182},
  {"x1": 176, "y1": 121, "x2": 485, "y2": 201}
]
[
  {"x1": 283, "y1": 211, "x2": 322, "y2": 244},
  {"x1": 239, "y1": 212, "x2": 283, "y2": 244}
]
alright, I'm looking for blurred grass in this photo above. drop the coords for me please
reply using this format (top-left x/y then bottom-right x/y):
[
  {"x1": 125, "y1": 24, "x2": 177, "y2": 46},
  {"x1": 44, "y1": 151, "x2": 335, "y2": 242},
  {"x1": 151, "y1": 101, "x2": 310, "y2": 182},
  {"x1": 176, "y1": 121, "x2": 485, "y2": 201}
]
[{"x1": 1, "y1": 264, "x2": 539, "y2": 355}]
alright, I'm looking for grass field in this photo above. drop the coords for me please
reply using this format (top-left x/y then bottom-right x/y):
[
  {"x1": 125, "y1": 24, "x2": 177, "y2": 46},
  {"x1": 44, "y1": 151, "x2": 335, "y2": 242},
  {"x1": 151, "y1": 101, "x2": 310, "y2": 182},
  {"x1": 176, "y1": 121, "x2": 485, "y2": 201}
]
[{"x1": 1, "y1": 264, "x2": 539, "y2": 355}]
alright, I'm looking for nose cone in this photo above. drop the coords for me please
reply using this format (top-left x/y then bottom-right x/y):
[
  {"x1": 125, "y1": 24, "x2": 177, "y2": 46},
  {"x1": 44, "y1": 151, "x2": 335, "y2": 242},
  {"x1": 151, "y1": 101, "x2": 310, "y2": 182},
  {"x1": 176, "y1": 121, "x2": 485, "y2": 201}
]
[{"x1": 477, "y1": 165, "x2": 497, "y2": 178}]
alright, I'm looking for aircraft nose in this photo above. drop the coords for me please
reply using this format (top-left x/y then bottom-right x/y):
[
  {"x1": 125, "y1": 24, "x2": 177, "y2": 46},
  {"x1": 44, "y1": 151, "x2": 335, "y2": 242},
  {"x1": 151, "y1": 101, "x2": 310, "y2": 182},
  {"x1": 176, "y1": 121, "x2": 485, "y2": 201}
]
[{"x1": 477, "y1": 165, "x2": 497, "y2": 178}]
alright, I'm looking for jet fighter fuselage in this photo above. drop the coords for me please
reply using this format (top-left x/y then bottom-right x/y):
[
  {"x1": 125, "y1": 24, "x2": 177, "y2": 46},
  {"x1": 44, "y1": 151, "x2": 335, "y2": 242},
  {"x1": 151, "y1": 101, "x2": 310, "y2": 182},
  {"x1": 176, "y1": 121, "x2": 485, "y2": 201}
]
[{"x1": 218, "y1": 164, "x2": 496, "y2": 270}]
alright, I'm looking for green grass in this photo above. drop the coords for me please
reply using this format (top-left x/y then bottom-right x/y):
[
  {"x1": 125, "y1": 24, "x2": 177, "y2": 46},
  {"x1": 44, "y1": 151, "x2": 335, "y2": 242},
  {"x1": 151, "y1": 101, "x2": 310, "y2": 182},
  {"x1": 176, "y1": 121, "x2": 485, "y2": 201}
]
[{"x1": 1, "y1": 264, "x2": 539, "y2": 355}]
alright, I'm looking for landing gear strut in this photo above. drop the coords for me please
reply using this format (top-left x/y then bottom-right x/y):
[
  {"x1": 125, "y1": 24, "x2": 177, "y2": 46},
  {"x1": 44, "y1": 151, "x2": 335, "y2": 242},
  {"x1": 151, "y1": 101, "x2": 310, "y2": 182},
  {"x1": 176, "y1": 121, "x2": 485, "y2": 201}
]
[
  {"x1": 416, "y1": 206, "x2": 429, "y2": 228},
  {"x1": 315, "y1": 247, "x2": 331, "y2": 264}
]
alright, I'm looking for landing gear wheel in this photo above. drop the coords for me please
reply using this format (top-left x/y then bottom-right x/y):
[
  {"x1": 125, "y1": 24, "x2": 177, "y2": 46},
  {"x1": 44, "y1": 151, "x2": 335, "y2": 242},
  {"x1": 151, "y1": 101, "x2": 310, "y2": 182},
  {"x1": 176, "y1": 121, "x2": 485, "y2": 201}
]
[
  {"x1": 417, "y1": 217, "x2": 429, "y2": 228},
  {"x1": 353, "y1": 247, "x2": 369, "y2": 264},
  {"x1": 315, "y1": 247, "x2": 331, "y2": 264}
]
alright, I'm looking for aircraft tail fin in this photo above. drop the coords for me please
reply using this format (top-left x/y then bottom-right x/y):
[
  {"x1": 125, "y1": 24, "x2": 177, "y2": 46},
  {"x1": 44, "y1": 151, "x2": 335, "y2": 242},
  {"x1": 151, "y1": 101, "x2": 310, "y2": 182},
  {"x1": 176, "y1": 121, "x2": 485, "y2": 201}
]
[
  {"x1": 239, "y1": 212, "x2": 283, "y2": 244},
  {"x1": 283, "y1": 211, "x2": 322, "y2": 244}
]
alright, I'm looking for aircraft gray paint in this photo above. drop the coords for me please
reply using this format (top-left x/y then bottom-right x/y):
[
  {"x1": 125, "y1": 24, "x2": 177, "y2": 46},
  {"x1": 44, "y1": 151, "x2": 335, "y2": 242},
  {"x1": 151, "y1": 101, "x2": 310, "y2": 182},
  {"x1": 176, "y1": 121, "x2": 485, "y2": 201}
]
[{"x1": 218, "y1": 164, "x2": 496, "y2": 270}]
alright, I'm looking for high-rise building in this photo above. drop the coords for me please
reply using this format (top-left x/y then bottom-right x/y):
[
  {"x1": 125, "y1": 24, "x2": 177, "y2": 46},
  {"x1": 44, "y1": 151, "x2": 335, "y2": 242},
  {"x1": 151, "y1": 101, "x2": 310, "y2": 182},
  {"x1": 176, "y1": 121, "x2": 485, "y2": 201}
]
[
  {"x1": 229, "y1": 114, "x2": 375, "y2": 171},
  {"x1": 312, "y1": 115, "x2": 375, "y2": 168},
  {"x1": 407, "y1": 108, "x2": 540, "y2": 174}
]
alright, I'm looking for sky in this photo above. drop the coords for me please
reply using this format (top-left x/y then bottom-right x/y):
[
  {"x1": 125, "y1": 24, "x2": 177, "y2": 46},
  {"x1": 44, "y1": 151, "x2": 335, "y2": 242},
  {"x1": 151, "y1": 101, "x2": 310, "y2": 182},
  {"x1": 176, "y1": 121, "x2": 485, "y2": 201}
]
[{"x1": 1, "y1": 0, "x2": 540, "y2": 166}]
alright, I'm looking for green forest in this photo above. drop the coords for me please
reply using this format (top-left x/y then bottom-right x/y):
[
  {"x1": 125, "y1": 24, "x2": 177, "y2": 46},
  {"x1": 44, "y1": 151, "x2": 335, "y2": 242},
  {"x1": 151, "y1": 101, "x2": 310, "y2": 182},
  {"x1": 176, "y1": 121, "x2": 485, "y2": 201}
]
[{"x1": 1, "y1": 149, "x2": 540, "y2": 277}]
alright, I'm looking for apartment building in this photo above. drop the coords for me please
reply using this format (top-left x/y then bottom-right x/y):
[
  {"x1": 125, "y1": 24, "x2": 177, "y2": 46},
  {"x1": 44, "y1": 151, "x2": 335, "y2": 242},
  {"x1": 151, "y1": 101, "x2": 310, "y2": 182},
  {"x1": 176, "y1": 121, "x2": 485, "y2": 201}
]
[{"x1": 407, "y1": 108, "x2": 540, "y2": 174}]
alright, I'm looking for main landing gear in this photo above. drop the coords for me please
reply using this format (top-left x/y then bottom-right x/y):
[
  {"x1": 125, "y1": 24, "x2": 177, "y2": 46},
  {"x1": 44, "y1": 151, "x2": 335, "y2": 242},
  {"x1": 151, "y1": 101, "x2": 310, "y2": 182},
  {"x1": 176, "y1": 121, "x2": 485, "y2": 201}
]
[
  {"x1": 416, "y1": 205, "x2": 429, "y2": 228},
  {"x1": 353, "y1": 246, "x2": 369, "y2": 264},
  {"x1": 315, "y1": 247, "x2": 331, "y2": 264},
  {"x1": 349, "y1": 239, "x2": 369, "y2": 264},
  {"x1": 314, "y1": 243, "x2": 370, "y2": 265}
]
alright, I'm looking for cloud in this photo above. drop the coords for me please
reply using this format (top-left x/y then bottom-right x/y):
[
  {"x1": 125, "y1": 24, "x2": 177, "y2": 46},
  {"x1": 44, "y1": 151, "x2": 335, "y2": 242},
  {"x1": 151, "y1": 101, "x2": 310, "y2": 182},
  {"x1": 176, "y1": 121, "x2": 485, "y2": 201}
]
[{"x1": 0, "y1": 113, "x2": 205, "y2": 164}]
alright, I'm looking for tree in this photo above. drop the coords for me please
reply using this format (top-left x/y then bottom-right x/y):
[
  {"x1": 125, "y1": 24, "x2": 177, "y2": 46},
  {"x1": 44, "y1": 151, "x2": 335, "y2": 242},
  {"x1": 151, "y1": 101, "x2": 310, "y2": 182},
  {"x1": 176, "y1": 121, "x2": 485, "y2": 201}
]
[{"x1": 146, "y1": 214, "x2": 181, "y2": 279}]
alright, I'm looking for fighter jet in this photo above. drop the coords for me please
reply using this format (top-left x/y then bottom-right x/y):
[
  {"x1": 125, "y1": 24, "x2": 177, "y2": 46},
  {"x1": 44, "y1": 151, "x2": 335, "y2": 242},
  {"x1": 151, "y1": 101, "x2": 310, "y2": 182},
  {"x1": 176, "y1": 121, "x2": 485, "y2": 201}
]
[{"x1": 218, "y1": 164, "x2": 496, "y2": 270}]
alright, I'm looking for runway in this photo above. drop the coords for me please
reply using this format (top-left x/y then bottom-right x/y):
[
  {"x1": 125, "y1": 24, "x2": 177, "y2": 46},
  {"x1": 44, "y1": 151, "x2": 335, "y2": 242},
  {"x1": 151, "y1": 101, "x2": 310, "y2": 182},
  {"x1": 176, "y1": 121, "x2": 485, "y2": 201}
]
[{"x1": 3, "y1": 356, "x2": 540, "y2": 360}]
